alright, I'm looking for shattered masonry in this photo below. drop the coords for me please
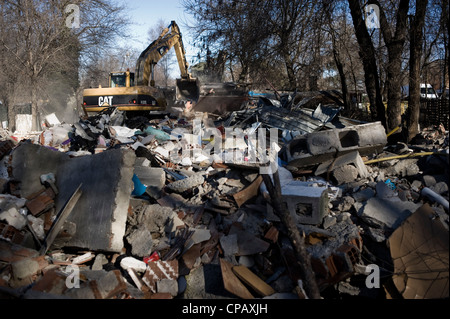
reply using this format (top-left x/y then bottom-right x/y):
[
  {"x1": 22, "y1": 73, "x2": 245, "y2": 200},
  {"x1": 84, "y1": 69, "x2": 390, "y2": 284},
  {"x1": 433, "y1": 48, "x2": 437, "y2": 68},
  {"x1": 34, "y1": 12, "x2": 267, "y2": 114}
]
[{"x1": 0, "y1": 91, "x2": 448, "y2": 299}]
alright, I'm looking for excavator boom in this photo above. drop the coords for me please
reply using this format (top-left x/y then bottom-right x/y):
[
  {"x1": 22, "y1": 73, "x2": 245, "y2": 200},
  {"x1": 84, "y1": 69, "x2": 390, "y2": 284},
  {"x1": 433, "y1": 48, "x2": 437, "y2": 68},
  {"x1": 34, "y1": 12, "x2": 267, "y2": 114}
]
[{"x1": 135, "y1": 21, "x2": 199, "y2": 101}]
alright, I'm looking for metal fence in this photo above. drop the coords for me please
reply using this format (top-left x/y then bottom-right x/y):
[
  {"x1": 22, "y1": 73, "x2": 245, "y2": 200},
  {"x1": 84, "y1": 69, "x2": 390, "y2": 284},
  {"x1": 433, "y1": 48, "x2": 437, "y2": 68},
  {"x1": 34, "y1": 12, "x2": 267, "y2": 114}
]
[{"x1": 420, "y1": 98, "x2": 449, "y2": 130}]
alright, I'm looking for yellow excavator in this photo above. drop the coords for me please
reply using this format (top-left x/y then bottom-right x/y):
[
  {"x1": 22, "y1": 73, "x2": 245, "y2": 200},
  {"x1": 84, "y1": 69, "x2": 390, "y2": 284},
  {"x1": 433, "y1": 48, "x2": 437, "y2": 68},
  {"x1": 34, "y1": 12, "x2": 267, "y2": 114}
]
[{"x1": 82, "y1": 21, "x2": 199, "y2": 115}]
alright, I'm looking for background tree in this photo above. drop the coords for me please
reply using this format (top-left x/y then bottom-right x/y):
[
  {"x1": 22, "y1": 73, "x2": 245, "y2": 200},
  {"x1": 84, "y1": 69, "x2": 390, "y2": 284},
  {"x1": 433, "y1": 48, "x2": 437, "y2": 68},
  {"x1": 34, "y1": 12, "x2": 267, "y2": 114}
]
[
  {"x1": 348, "y1": 0, "x2": 386, "y2": 127},
  {"x1": 0, "y1": 0, "x2": 129, "y2": 131},
  {"x1": 406, "y1": 0, "x2": 428, "y2": 142},
  {"x1": 369, "y1": 0, "x2": 410, "y2": 132}
]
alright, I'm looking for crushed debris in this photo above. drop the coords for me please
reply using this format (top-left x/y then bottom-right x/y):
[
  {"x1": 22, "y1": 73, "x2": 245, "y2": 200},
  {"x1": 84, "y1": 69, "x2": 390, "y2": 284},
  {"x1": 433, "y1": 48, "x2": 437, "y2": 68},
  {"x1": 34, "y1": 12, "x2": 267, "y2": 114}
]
[{"x1": 0, "y1": 91, "x2": 448, "y2": 300}]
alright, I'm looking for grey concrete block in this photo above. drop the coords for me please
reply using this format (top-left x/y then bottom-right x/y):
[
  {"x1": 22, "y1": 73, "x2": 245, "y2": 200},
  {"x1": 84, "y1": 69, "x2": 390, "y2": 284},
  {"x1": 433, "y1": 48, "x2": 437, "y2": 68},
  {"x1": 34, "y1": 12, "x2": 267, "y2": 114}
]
[
  {"x1": 10, "y1": 143, "x2": 136, "y2": 253},
  {"x1": 389, "y1": 159, "x2": 420, "y2": 177},
  {"x1": 307, "y1": 122, "x2": 386, "y2": 156},
  {"x1": 430, "y1": 181, "x2": 448, "y2": 195},
  {"x1": 142, "y1": 204, "x2": 177, "y2": 234},
  {"x1": 280, "y1": 181, "x2": 329, "y2": 225},
  {"x1": 352, "y1": 188, "x2": 375, "y2": 202},
  {"x1": 286, "y1": 122, "x2": 387, "y2": 168},
  {"x1": 91, "y1": 254, "x2": 108, "y2": 271}
]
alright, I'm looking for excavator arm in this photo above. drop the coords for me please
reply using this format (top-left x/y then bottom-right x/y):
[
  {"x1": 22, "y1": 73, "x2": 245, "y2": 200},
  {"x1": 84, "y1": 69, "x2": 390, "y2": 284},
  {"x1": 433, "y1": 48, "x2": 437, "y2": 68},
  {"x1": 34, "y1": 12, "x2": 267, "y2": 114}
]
[{"x1": 135, "y1": 21, "x2": 193, "y2": 87}]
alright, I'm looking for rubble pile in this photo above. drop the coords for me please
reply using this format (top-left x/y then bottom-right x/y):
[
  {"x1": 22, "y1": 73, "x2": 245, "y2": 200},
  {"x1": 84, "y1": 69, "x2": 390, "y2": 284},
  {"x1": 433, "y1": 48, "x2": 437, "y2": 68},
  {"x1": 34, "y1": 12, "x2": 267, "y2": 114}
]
[{"x1": 0, "y1": 96, "x2": 448, "y2": 299}]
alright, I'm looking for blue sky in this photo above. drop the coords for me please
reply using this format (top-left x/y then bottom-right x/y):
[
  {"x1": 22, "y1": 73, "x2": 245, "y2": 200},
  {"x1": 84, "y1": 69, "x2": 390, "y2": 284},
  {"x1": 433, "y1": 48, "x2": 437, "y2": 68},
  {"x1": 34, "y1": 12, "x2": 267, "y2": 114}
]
[{"x1": 120, "y1": 0, "x2": 197, "y2": 60}]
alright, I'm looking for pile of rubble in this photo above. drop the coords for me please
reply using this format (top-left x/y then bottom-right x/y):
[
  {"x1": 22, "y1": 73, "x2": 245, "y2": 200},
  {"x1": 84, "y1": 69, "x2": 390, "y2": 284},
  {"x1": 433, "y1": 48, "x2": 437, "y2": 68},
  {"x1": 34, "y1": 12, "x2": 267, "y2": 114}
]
[{"x1": 0, "y1": 95, "x2": 448, "y2": 300}]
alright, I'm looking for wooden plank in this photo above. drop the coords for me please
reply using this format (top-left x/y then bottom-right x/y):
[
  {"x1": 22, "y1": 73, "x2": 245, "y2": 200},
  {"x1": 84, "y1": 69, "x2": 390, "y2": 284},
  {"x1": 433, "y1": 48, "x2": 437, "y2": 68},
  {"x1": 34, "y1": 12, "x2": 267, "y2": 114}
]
[
  {"x1": 39, "y1": 184, "x2": 83, "y2": 255},
  {"x1": 220, "y1": 259, "x2": 254, "y2": 299},
  {"x1": 232, "y1": 265, "x2": 275, "y2": 297},
  {"x1": 233, "y1": 175, "x2": 262, "y2": 207}
]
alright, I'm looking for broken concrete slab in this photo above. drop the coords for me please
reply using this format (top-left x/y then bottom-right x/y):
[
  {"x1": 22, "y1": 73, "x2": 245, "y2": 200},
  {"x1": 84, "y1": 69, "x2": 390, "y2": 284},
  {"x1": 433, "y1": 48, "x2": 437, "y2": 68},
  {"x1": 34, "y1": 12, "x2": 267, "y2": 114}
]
[
  {"x1": 126, "y1": 226, "x2": 153, "y2": 257},
  {"x1": 219, "y1": 233, "x2": 239, "y2": 257},
  {"x1": 133, "y1": 166, "x2": 166, "y2": 193},
  {"x1": 387, "y1": 159, "x2": 420, "y2": 177},
  {"x1": 228, "y1": 225, "x2": 270, "y2": 256},
  {"x1": 10, "y1": 143, "x2": 135, "y2": 253},
  {"x1": 166, "y1": 173, "x2": 204, "y2": 193},
  {"x1": 357, "y1": 197, "x2": 421, "y2": 230},
  {"x1": 315, "y1": 150, "x2": 369, "y2": 179},
  {"x1": 65, "y1": 269, "x2": 128, "y2": 299}
]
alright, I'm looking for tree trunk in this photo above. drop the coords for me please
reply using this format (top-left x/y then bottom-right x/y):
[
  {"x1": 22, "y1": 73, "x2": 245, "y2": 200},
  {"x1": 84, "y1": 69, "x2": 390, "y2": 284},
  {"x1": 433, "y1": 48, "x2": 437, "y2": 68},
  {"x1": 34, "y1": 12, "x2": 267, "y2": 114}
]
[
  {"x1": 282, "y1": 50, "x2": 297, "y2": 89},
  {"x1": 261, "y1": 171, "x2": 321, "y2": 299},
  {"x1": 373, "y1": 0, "x2": 410, "y2": 133},
  {"x1": 333, "y1": 47, "x2": 352, "y2": 111},
  {"x1": 31, "y1": 80, "x2": 39, "y2": 131},
  {"x1": 407, "y1": 0, "x2": 428, "y2": 142},
  {"x1": 385, "y1": 47, "x2": 405, "y2": 132},
  {"x1": 348, "y1": 0, "x2": 386, "y2": 128}
]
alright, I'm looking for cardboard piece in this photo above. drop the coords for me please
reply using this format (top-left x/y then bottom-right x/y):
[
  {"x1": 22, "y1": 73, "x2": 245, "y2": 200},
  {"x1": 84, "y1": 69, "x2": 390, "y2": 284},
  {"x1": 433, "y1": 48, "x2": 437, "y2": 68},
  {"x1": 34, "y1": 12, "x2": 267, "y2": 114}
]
[{"x1": 387, "y1": 203, "x2": 449, "y2": 299}]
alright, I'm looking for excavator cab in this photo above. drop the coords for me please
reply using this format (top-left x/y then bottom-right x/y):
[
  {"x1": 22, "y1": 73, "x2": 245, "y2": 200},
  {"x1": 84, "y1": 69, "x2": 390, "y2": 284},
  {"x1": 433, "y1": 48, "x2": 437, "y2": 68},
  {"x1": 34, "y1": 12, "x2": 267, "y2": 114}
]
[{"x1": 109, "y1": 71, "x2": 134, "y2": 88}]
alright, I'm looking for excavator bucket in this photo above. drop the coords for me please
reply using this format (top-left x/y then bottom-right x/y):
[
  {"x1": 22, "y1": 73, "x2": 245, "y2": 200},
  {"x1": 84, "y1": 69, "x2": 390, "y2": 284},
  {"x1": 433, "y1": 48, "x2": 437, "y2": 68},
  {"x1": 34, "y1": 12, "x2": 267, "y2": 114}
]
[{"x1": 176, "y1": 78, "x2": 200, "y2": 101}]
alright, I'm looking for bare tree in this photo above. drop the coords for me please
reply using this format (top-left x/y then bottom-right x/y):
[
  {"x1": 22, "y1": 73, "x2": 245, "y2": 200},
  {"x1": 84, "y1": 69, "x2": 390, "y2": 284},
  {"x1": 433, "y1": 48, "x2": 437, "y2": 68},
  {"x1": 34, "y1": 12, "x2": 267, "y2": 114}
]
[
  {"x1": 323, "y1": 0, "x2": 353, "y2": 110},
  {"x1": 406, "y1": 0, "x2": 428, "y2": 142},
  {"x1": 348, "y1": 0, "x2": 387, "y2": 127},
  {"x1": 369, "y1": 0, "x2": 410, "y2": 133},
  {"x1": 0, "y1": 0, "x2": 129, "y2": 131}
]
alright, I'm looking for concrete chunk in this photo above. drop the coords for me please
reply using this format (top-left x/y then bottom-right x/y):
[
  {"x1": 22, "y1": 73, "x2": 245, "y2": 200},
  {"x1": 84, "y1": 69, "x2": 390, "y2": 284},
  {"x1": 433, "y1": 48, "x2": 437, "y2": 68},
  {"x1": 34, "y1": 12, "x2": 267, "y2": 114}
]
[
  {"x1": 126, "y1": 227, "x2": 153, "y2": 257},
  {"x1": 166, "y1": 173, "x2": 204, "y2": 193},
  {"x1": 10, "y1": 143, "x2": 135, "y2": 252},
  {"x1": 357, "y1": 197, "x2": 421, "y2": 229},
  {"x1": 133, "y1": 166, "x2": 166, "y2": 191},
  {"x1": 0, "y1": 206, "x2": 27, "y2": 230},
  {"x1": 157, "y1": 279, "x2": 178, "y2": 297},
  {"x1": 315, "y1": 151, "x2": 369, "y2": 181},
  {"x1": 120, "y1": 256, "x2": 148, "y2": 272}
]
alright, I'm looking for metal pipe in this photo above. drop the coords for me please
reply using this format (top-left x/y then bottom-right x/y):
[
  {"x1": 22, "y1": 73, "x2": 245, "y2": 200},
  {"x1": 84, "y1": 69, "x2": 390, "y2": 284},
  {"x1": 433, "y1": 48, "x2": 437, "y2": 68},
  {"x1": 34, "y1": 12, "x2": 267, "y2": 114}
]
[{"x1": 422, "y1": 187, "x2": 449, "y2": 210}]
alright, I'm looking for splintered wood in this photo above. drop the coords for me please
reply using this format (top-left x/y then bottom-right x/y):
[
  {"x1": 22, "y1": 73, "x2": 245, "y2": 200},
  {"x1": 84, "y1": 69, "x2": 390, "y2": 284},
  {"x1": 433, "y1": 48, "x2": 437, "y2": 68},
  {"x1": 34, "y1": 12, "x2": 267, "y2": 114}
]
[
  {"x1": 232, "y1": 265, "x2": 275, "y2": 297},
  {"x1": 220, "y1": 259, "x2": 254, "y2": 299}
]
